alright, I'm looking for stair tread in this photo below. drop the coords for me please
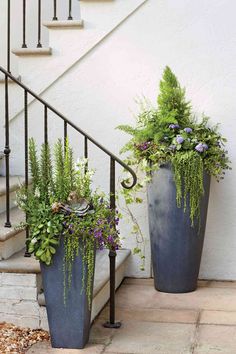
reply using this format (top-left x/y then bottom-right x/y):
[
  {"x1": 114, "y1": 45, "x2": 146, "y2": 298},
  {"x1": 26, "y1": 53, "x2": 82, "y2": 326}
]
[
  {"x1": 0, "y1": 75, "x2": 21, "y2": 84},
  {"x1": 12, "y1": 48, "x2": 52, "y2": 56},
  {"x1": 0, "y1": 248, "x2": 131, "y2": 279},
  {"x1": 0, "y1": 249, "x2": 39, "y2": 273},
  {"x1": 38, "y1": 248, "x2": 131, "y2": 306},
  {"x1": 43, "y1": 20, "x2": 84, "y2": 29},
  {"x1": 0, "y1": 176, "x2": 25, "y2": 196},
  {"x1": 0, "y1": 207, "x2": 25, "y2": 241}
]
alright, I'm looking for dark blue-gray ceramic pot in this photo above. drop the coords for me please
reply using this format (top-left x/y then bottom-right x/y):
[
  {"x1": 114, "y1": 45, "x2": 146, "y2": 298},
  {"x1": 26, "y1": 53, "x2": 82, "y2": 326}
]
[
  {"x1": 147, "y1": 164, "x2": 210, "y2": 293},
  {"x1": 40, "y1": 238, "x2": 95, "y2": 349}
]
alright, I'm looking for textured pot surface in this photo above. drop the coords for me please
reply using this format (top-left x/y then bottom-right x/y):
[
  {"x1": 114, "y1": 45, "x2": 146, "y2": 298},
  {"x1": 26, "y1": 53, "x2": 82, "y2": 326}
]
[
  {"x1": 147, "y1": 165, "x2": 211, "y2": 293},
  {"x1": 40, "y1": 239, "x2": 95, "y2": 349}
]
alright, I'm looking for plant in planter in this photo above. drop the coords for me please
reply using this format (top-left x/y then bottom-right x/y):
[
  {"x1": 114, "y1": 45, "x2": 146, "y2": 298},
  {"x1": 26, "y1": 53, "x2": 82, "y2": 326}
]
[
  {"x1": 118, "y1": 66, "x2": 230, "y2": 293},
  {"x1": 16, "y1": 138, "x2": 120, "y2": 349}
]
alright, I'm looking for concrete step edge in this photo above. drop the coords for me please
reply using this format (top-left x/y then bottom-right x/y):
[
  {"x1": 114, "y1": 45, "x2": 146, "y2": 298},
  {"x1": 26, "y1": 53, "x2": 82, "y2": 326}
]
[
  {"x1": 12, "y1": 48, "x2": 52, "y2": 56},
  {"x1": 43, "y1": 20, "x2": 84, "y2": 29}
]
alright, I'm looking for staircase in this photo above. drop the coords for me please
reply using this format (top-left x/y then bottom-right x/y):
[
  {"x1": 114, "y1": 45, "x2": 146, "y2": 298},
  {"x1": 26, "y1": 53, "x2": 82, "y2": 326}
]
[{"x1": 0, "y1": 0, "x2": 139, "y2": 329}]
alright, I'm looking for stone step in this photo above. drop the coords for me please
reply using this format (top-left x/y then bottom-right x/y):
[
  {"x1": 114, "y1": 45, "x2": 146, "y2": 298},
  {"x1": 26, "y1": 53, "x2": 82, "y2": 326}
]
[
  {"x1": 43, "y1": 20, "x2": 84, "y2": 29},
  {"x1": 0, "y1": 207, "x2": 26, "y2": 260},
  {"x1": 0, "y1": 176, "x2": 25, "y2": 214},
  {"x1": 11, "y1": 48, "x2": 52, "y2": 57},
  {"x1": 0, "y1": 248, "x2": 131, "y2": 329}
]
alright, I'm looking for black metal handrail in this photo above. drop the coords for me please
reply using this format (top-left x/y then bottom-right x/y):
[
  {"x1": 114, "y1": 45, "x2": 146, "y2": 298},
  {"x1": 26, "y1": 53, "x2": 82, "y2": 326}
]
[{"x1": 0, "y1": 66, "x2": 137, "y2": 190}]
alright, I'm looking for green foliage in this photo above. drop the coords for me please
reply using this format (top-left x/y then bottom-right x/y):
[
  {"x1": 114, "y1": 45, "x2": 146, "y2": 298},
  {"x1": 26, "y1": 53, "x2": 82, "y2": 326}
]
[
  {"x1": 172, "y1": 151, "x2": 204, "y2": 225},
  {"x1": 17, "y1": 139, "x2": 121, "y2": 306},
  {"x1": 118, "y1": 66, "x2": 231, "y2": 229},
  {"x1": 157, "y1": 66, "x2": 192, "y2": 127}
]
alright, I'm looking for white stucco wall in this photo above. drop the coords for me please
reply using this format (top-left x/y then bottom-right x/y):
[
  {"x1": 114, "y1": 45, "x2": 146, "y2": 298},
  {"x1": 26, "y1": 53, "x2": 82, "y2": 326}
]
[{"x1": 4, "y1": 0, "x2": 236, "y2": 279}]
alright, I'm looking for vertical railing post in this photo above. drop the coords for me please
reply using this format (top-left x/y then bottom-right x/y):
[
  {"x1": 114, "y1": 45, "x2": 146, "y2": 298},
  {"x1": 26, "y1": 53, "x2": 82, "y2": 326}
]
[
  {"x1": 84, "y1": 136, "x2": 88, "y2": 172},
  {"x1": 44, "y1": 106, "x2": 48, "y2": 144},
  {"x1": 37, "y1": 0, "x2": 42, "y2": 48},
  {"x1": 4, "y1": 75, "x2": 11, "y2": 228},
  {"x1": 53, "y1": 0, "x2": 58, "y2": 20},
  {"x1": 64, "y1": 121, "x2": 68, "y2": 151},
  {"x1": 7, "y1": 0, "x2": 11, "y2": 73},
  {"x1": 68, "y1": 0, "x2": 73, "y2": 20},
  {"x1": 103, "y1": 158, "x2": 121, "y2": 329},
  {"x1": 24, "y1": 91, "x2": 31, "y2": 257},
  {"x1": 22, "y1": 0, "x2": 27, "y2": 48}
]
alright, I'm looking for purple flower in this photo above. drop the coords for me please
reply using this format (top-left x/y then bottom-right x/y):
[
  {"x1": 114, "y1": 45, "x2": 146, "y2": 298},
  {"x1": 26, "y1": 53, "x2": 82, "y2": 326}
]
[
  {"x1": 169, "y1": 124, "x2": 180, "y2": 130},
  {"x1": 94, "y1": 229, "x2": 102, "y2": 238},
  {"x1": 115, "y1": 217, "x2": 119, "y2": 226},
  {"x1": 108, "y1": 235, "x2": 114, "y2": 244},
  {"x1": 184, "y1": 127, "x2": 192, "y2": 133},
  {"x1": 138, "y1": 141, "x2": 151, "y2": 151},
  {"x1": 195, "y1": 143, "x2": 208, "y2": 153},
  {"x1": 176, "y1": 136, "x2": 184, "y2": 144}
]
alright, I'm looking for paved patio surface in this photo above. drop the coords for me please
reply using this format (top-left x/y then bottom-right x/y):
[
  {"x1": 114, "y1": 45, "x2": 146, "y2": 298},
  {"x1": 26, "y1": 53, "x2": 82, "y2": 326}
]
[{"x1": 27, "y1": 278, "x2": 236, "y2": 353}]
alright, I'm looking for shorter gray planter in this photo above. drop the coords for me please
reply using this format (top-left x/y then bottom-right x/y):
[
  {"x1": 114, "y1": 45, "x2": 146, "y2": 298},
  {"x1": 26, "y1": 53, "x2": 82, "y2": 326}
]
[
  {"x1": 147, "y1": 164, "x2": 210, "y2": 293},
  {"x1": 40, "y1": 238, "x2": 95, "y2": 349}
]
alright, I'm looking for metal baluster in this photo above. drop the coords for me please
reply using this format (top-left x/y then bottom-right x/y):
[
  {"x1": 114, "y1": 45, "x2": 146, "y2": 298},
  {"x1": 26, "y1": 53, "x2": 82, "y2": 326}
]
[
  {"x1": 68, "y1": 0, "x2": 73, "y2": 20},
  {"x1": 44, "y1": 106, "x2": 48, "y2": 144},
  {"x1": 53, "y1": 0, "x2": 58, "y2": 20},
  {"x1": 24, "y1": 91, "x2": 31, "y2": 257},
  {"x1": 103, "y1": 158, "x2": 121, "y2": 329},
  {"x1": 64, "y1": 121, "x2": 68, "y2": 150},
  {"x1": 4, "y1": 75, "x2": 11, "y2": 228},
  {"x1": 7, "y1": 0, "x2": 11, "y2": 73},
  {"x1": 37, "y1": 0, "x2": 42, "y2": 48},
  {"x1": 22, "y1": 0, "x2": 27, "y2": 48},
  {"x1": 84, "y1": 136, "x2": 88, "y2": 171}
]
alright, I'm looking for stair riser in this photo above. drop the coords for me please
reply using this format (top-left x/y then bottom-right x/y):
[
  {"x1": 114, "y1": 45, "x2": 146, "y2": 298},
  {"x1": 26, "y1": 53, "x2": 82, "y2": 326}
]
[
  {"x1": 0, "y1": 190, "x2": 18, "y2": 214},
  {"x1": 0, "y1": 230, "x2": 26, "y2": 260}
]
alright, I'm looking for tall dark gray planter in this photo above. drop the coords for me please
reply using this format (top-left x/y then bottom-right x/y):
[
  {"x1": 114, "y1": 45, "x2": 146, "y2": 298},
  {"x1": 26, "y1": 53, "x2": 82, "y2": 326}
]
[
  {"x1": 147, "y1": 164, "x2": 211, "y2": 293},
  {"x1": 40, "y1": 239, "x2": 95, "y2": 349}
]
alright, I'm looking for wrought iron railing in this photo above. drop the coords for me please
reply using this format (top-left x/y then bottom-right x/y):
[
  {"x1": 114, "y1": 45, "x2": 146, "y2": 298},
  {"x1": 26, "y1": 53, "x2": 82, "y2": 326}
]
[{"x1": 1, "y1": 0, "x2": 137, "y2": 328}]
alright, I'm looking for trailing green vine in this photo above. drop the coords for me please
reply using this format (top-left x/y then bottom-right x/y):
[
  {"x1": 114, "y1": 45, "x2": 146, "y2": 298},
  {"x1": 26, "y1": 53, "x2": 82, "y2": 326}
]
[{"x1": 172, "y1": 151, "x2": 204, "y2": 225}]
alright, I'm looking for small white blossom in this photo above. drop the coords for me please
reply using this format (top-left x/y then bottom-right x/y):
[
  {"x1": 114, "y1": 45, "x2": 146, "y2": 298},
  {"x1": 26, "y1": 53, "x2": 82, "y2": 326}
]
[
  {"x1": 34, "y1": 187, "x2": 40, "y2": 198},
  {"x1": 31, "y1": 238, "x2": 38, "y2": 245}
]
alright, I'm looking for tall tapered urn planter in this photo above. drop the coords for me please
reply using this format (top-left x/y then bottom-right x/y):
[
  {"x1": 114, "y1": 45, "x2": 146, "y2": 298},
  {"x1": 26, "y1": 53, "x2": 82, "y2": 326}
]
[
  {"x1": 16, "y1": 139, "x2": 122, "y2": 350},
  {"x1": 117, "y1": 66, "x2": 230, "y2": 294},
  {"x1": 147, "y1": 165, "x2": 211, "y2": 293},
  {"x1": 40, "y1": 239, "x2": 95, "y2": 349}
]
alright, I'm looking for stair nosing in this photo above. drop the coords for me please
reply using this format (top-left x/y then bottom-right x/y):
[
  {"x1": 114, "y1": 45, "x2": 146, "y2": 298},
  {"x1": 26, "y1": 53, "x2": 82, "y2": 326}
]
[
  {"x1": 0, "y1": 248, "x2": 131, "y2": 277},
  {"x1": 38, "y1": 248, "x2": 131, "y2": 306},
  {"x1": 43, "y1": 19, "x2": 84, "y2": 29},
  {"x1": 0, "y1": 76, "x2": 21, "y2": 84},
  {"x1": 0, "y1": 176, "x2": 25, "y2": 197},
  {"x1": 0, "y1": 207, "x2": 25, "y2": 241},
  {"x1": 12, "y1": 48, "x2": 52, "y2": 56}
]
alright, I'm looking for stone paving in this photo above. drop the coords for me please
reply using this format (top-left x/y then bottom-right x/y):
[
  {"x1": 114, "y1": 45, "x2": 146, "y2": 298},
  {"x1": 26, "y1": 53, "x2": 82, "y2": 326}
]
[{"x1": 27, "y1": 278, "x2": 236, "y2": 353}]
